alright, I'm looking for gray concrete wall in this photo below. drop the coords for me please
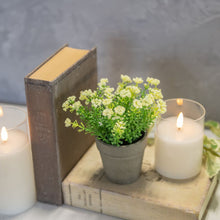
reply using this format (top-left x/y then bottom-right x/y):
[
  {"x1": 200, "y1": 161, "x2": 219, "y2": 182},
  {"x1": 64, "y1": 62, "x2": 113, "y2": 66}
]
[{"x1": 0, "y1": 0, "x2": 220, "y2": 120}]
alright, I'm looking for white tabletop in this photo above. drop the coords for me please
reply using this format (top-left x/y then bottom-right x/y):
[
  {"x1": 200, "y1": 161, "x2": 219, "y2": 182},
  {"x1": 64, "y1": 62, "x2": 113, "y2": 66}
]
[{"x1": 0, "y1": 104, "x2": 219, "y2": 220}]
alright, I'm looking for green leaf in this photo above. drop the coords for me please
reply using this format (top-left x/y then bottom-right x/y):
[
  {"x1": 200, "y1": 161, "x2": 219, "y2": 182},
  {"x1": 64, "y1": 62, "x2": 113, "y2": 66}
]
[
  {"x1": 205, "y1": 120, "x2": 220, "y2": 137},
  {"x1": 203, "y1": 131, "x2": 220, "y2": 178},
  {"x1": 205, "y1": 151, "x2": 220, "y2": 178},
  {"x1": 205, "y1": 120, "x2": 219, "y2": 128},
  {"x1": 203, "y1": 136, "x2": 220, "y2": 153}
]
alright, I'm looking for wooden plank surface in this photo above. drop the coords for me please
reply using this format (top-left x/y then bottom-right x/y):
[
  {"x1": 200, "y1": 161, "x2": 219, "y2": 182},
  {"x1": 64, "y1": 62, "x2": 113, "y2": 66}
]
[{"x1": 62, "y1": 143, "x2": 218, "y2": 220}]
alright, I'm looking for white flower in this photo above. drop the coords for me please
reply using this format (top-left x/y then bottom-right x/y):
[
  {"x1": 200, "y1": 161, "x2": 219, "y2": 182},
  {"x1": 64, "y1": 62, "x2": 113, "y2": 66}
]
[
  {"x1": 79, "y1": 89, "x2": 93, "y2": 101},
  {"x1": 127, "y1": 86, "x2": 140, "y2": 94},
  {"x1": 98, "y1": 78, "x2": 108, "y2": 88},
  {"x1": 62, "y1": 100, "x2": 69, "y2": 112},
  {"x1": 157, "y1": 99, "x2": 167, "y2": 114},
  {"x1": 67, "y1": 96, "x2": 76, "y2": 102},
  {"x1": 79, "y1": 93, "x2": 87, "y2": 101},
  {"x1": 93, "y1": 91, "x2": 97, "y2": 96},
  {"x1": 119, "y1": 89, "x2": 132, "y2": 98},
  {"x1": 102, "y1": 108, "x2": 114, "y2": 119},
  {"x1": 142, "y1": 94, "x2": 154, "y2": 106},
  {"x1": 102, "y1": 98, "x2": 112, "y2": 106},
  {"x1": 121, "y1": 74, "x2": 132, "y2": 83},
  {"x1": 114, "y1": 106, "x2": 125, "y2": 115},
  {"x1": 133, "y1": 99, "x2": 142, "y2": 108},
  {"x1": 112, "y1": 116, "x2": 120, "y2": 120},
  {"x1": 105, "y1": 87, "x2": 114, "y2": 93},
  {"x1": 150, "y1": 88, "x2": 163, "y2": 99},
  {"x1": 116, "y1": 84, "x2": 123, "y2": 94},
  {"x1": 91, "y1": 98, "x2": 102, "y2": 108},
  {"x1": 72, "y1": 101, "x2": 82, "y2": 111},
  {"x1": 113, "y1": 121, "x2": 126, "y2": 136},
  {"x1": 64, "y1": 118, "x2": 72, "y2": 127},
  {"x1": 146, "y1": 77, "x2": 160, "y2": 86},
  {"x1": 115, "y1": 121, "x2": 126, "y2": 130},
  {"x1": 133, "y1": 77, "x2": 143, "y2": 84},
  {"x1": 104, "y1": 87, "x2": 114, "y2": 98}
]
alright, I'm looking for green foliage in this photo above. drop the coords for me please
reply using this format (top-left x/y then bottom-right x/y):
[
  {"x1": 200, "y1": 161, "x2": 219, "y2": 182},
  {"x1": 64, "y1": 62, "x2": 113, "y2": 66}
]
[
  {"x1": 205, "y1": 120, "x2": 220, "y2": 137},
  {"x1": 203, "y1": 121, "x2": 220, "y2": 178},
  {"x1": 63, "y1": 75, "x2": 166, "y2": 146}
]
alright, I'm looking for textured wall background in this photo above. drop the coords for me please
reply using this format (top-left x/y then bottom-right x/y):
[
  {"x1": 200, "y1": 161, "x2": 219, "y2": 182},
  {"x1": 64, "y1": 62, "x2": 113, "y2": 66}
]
[{"x1": 0, "y1": 0, "x2": 220, "y2": 120}]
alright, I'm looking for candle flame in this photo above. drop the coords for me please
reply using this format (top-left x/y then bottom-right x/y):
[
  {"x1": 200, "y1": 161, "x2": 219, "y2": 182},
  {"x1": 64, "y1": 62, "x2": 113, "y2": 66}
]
[
  {"x1": 0, "y1": 106, "x2": 3, "y2": 117},
  {"x1": 176, "y1": 99, "x2": 183, "y2": 106},
  {"x1": 176, "y1": 112, "x2": 184, "y2": 130},
  {"x1": 1, "y1": 126, "x2": 8, "y2": 142}
]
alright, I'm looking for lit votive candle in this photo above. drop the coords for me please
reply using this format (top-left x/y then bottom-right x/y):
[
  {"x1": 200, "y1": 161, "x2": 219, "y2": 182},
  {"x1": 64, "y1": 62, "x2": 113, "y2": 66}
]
[
  {"x1": 155, "y1": 98, "x2": 205, "y2": 180},
  {"x1": 0, "y1": 105, "x2": 36, "y2": 215}
]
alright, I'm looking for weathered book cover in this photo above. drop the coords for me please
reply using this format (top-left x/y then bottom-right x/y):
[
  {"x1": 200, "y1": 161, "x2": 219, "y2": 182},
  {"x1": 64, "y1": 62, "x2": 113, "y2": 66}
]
[
  {"x1": 63, "y1": 143, "x2": 218, "y2": 220},
  {"x1": 24, "y1": 45, "x2": 97, "y2": 205}
]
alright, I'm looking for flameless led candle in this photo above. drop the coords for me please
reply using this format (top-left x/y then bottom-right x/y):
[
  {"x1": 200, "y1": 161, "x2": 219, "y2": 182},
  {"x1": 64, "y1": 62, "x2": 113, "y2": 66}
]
[
  {"x1": 155, "y1": 98, "x2": 205, "y2": 180},
  {"x1": 0, "y1": 105, "x2": 36, "y2": 215}
]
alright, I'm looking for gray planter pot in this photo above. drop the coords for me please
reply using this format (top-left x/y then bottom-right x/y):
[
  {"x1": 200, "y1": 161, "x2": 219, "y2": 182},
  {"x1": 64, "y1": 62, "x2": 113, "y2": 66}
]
[{"x1": 96, "y1": 133, "x2": 147, "y2": 184}]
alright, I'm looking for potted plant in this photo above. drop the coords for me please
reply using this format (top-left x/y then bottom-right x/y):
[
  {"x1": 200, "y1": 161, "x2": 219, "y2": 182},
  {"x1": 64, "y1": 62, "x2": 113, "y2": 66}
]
[{"x1": 62, "y1": 75, "x2": 166, "y2": 184}]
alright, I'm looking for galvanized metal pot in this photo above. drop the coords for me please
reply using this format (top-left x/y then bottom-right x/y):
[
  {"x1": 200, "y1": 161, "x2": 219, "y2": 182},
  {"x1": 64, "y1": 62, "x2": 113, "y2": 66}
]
[{"x1": 96, "y1": 133, "x2": 147, "y2": 184}]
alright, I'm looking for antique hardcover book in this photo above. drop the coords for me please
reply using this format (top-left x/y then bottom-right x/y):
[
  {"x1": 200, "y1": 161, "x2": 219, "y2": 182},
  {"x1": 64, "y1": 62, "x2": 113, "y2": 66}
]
[
  {"x1": 25, "y1": 45, "x2": 97, "y2": 205},
  {"x1": 63, "y1": 143, "x2": 218, "y2": 220}
]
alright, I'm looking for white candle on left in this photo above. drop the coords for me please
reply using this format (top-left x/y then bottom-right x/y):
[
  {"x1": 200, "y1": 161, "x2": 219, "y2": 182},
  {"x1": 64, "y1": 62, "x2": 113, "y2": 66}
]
[
  {"x1": 155, "y1": 112, "x2": 204, "y2": 179},
  {"x1": 0, "y1": 127, "x2": 36, "y2": 215}
]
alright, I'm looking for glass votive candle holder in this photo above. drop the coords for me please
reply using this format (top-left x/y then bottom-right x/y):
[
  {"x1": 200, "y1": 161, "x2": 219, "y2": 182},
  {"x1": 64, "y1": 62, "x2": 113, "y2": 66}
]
[
  {"x1": 155, "y1": 98, "x2": 205, "y2": 180},
  {"x1": 0, "y1": 104, "x2": 36, "y2": 215}
]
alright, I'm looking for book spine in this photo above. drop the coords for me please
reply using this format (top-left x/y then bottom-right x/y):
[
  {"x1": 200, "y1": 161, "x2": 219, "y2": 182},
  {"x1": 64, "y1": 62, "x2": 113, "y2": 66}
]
[
  {"x1": 65, "y1": 183, "x2": 198, "y2": 220},
  {"x1": 24, "y1": 81, "x2": 62, "y2": 205},
  {"x1": 101, "y1": 190, "x2": 198, "y2": 220},
  {"x1": 67, "y1": 183, "x2": 101, "y2": 213}
]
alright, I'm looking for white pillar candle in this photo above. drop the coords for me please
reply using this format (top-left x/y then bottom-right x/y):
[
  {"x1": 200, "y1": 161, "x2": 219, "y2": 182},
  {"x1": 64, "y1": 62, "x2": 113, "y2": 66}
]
[
  {"x1": 155, "y1": 115, "x2": 204, "y2": 179},
  {"x1": 0, "y1": 109, "x2": 36, "y2": 215}
]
